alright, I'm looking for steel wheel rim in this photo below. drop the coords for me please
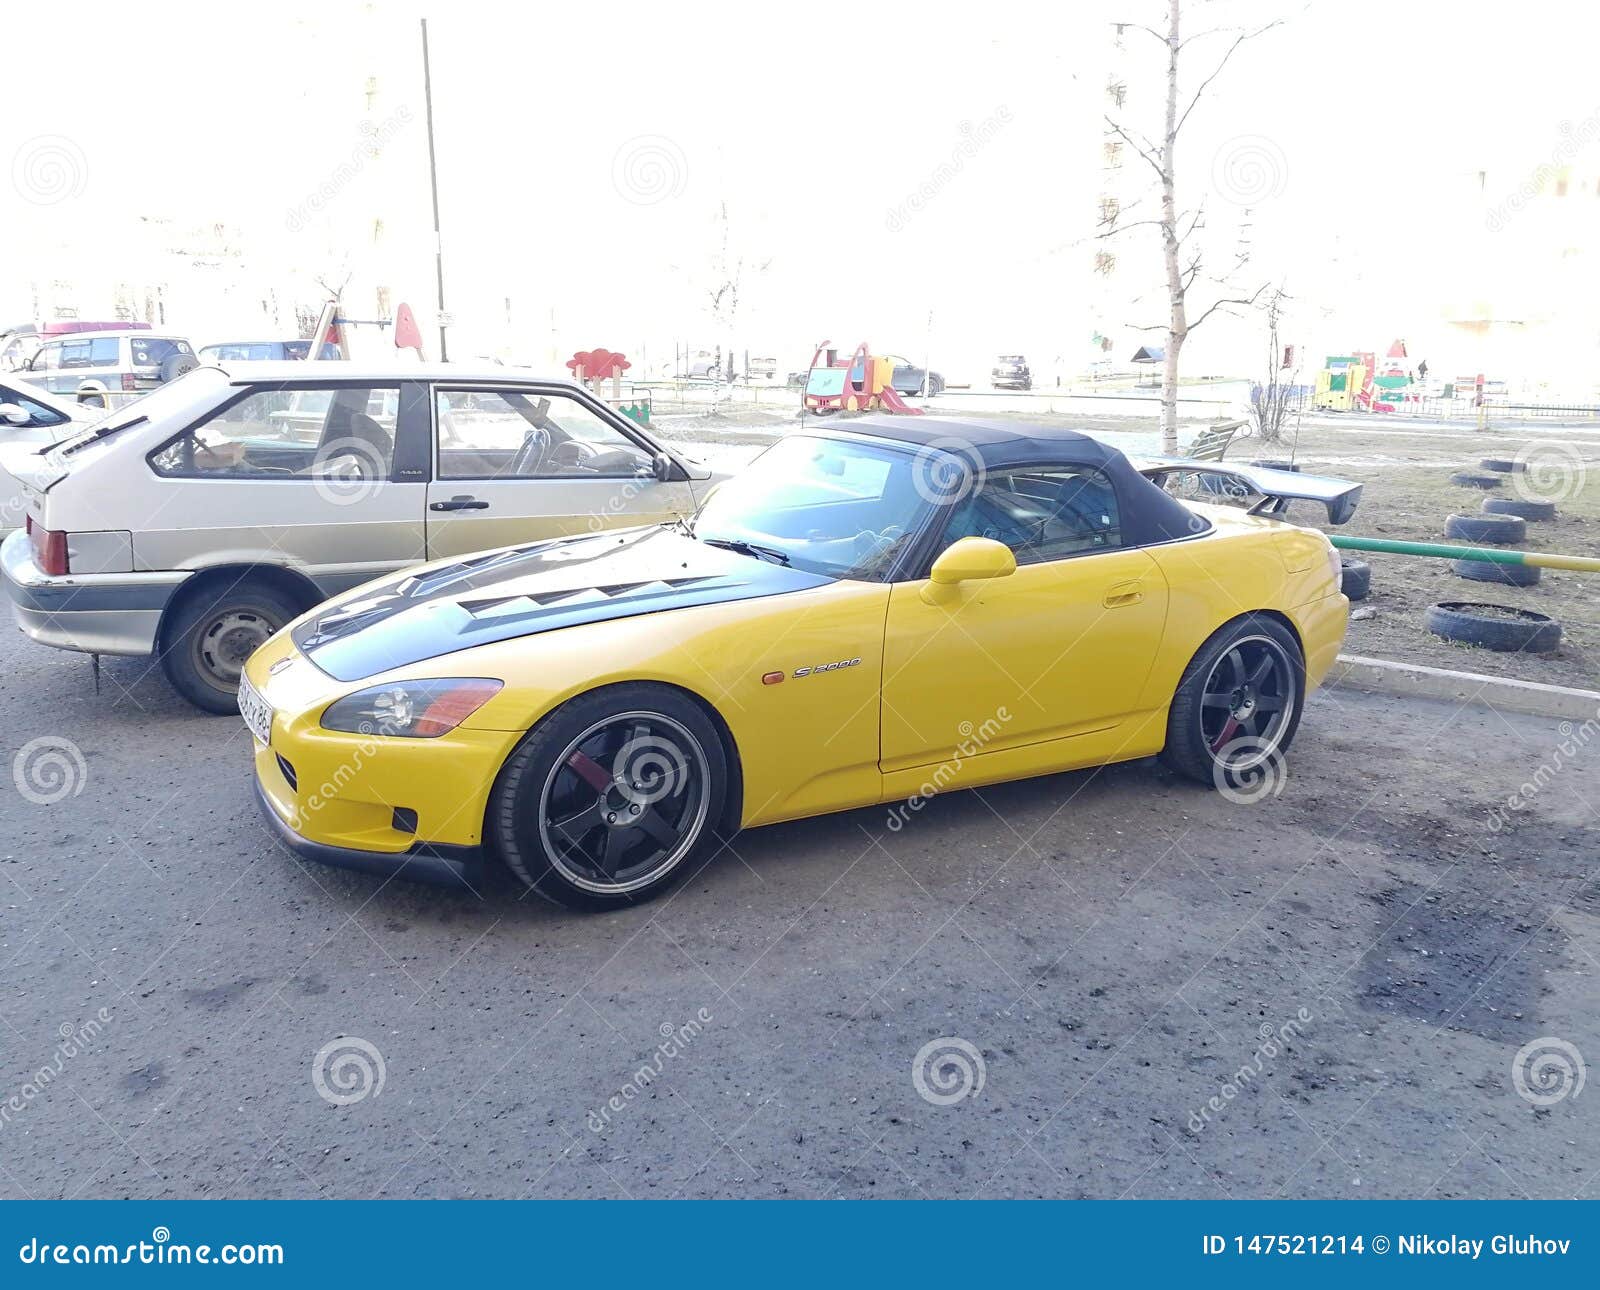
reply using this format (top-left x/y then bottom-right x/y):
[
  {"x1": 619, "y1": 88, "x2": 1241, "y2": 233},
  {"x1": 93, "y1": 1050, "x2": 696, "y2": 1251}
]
[
  {"x1": 195, "y1": 609, "x2": 276, "y2": 688},
  {"x1": 1199, "y1": 635, "x2": 1296, "y2": 771},
  {"x1": 538, "y1": 710, "x2": 712, "y2": 895}
]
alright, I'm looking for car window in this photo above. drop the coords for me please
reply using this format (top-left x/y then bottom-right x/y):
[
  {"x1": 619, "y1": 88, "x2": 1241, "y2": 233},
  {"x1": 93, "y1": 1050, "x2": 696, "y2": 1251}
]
[
  {"x1": 131, "y1": 337, "x2": 192, "y2": 366},
  {"x1": 937, "y1": 466, "x2": 1122, "y2": 565},
  {"x1": 0, "y1": 385, "x2": 71, "y2": 428},
  {"x1": 435, "y1": 388, "x2": 652, "y2": 480},
  {"x1": 148, "y1": 384, "x2": 399, "y2": 480},
  {"x1": 55, "y1": 339, "x2": 117, "y2": 369}
]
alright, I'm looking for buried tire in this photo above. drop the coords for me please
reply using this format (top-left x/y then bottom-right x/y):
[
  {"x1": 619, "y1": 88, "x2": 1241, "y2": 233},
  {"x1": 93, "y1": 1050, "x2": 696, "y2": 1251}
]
[
  {"x1": 1424, "y1": 602, "x2": 1562, "y2": 654},
  {"x1": 1479, "y1": 457, "x2": 1522, "y2": 474},
  {"x1": 1452, "y1": 557, "x2": 1541, "y2": 587},
  {"x1": 490, "y1": 684, "x2": 729, "y2": 911},
  {"x1": 1340, "y1": 557, "x2": 1371, "y2": 601},
  {"x1": 1160, "y1": 615, "x2": 1305, "y2": 792},
  {"x1": 1449, "y1": 471, "x2": 1502, "y2": 490},
  {"x1": 159, "y1": 579, "x2": 300, "y2": 714},
  {"x1": 1445, "y1": 512, "x2": 1526, "y2": 544}
]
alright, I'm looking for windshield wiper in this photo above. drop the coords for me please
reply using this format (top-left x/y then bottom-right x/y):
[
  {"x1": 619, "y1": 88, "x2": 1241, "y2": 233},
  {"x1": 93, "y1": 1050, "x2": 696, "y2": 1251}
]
[
  {"x1": 59, "y1": 415, "x2": 147, "y2": 455},
  {"x1": 700, "y1": 537, "x2": 790, "y2": 566}
]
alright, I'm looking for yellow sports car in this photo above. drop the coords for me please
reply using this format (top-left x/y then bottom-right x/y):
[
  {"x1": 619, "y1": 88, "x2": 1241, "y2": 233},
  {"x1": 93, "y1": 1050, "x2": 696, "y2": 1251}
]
[{"x1": 243, "y1": 419, "x2": 1355, "y2": 910}]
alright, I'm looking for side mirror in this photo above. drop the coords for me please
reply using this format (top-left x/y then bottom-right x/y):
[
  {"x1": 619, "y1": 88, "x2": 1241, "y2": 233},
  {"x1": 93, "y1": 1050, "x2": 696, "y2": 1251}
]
[
  {"x1": 0, "y1": 403, "x2": 31, "y2": 426},
  {"x1": 652, "y1": 452, "x2": 676, "y2": 483},
  {"x1": 922, "y1": 537, "x2": 1016, "y2": 603}
]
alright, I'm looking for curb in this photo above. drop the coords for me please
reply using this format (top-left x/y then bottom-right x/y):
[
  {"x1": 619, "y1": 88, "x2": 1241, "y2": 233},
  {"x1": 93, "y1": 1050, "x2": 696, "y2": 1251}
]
[{"x1": 1326, "y1": 653, "x2": 1600, "y2": 721}]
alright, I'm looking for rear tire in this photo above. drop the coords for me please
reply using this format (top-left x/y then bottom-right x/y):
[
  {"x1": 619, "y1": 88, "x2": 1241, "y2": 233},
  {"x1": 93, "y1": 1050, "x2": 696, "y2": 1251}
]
[
  {"x1": 490, "y1": 684, "x2": 730, "y2": 911},
  {"x1": 1161, "y1": 615, "x2": 1305, "y2": 790},
  {"x1": 159, "y1": 579, "x2": 299, "y2": 714}
]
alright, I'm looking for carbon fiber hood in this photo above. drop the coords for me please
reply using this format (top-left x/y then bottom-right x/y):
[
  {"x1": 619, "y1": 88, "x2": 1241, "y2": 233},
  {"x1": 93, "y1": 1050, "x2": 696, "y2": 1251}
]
[{"x1": 292, "y1": 526, "x2": 832, "y2": 682}]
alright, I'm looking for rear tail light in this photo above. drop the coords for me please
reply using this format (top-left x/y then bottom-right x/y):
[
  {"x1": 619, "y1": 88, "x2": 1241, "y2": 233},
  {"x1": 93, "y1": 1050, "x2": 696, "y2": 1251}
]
[
  {"x1": 121, "y1": 373, "x2": 138, "y2": 391},
  {"x1": 26, "y1": 516, "x2": 70, "y2": 576}
]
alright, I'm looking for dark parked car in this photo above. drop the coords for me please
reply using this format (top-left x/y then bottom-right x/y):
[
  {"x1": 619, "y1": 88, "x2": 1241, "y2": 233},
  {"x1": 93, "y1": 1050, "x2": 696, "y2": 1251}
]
[
  {"x1": 882, "y1": 355, "x2": 944, "y2": 396},
  {"x1": 992, "y1": 355, "x2": 1031, "y2": 390},
  {"x1": 198, "y1": 340, "x2": 342, "y2": 363}
]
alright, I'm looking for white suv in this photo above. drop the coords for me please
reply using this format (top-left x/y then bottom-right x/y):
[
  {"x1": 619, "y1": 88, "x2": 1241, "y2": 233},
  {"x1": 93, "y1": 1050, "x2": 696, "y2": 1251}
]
[{"x1": 2, "y1": 363, "x2": 719, "y2": 711}]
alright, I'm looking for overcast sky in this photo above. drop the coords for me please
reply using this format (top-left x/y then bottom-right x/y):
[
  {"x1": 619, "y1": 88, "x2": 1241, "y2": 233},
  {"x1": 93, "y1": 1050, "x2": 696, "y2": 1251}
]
[{"x1": 5, "y1": 0, "x2": 1598, "y2": 377}]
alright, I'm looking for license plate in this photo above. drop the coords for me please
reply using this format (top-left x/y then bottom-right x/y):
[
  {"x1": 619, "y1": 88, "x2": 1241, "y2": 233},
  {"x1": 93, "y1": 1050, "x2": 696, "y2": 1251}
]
[{"x1": 238, "y1": 675, "x2": 274, "y2": 747}]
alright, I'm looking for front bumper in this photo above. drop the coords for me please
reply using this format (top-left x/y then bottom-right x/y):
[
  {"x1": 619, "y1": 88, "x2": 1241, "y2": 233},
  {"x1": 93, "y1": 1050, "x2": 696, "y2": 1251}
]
[
  {"x1": 1, "y1": 529, "x2": 188, "y2": 656},
  {"x1": 253, "y1": 774, "x2": 483, "y2": 889}
]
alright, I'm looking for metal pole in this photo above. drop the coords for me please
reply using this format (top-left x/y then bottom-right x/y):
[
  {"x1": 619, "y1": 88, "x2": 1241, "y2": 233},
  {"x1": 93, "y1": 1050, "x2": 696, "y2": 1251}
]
[
  {"x1": 421, "y1": 18, "x2": 448, "y2": 362},
  {"x1": 1329, "y1": 533, "x2": 1600, "y2": 573}
]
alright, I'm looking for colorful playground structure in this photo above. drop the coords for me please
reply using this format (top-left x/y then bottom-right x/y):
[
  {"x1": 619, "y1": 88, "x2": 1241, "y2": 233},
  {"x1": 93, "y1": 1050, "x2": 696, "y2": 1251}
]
[
  {"x1": 567, "y1": 347, "x2": 651, "y2": 424},
  {"x1": 1312, "y1": 340, "x2": 1418, "y2": 413},
  {"x1": 802, "y1": 342, "x2": 923, "y2": 416}
]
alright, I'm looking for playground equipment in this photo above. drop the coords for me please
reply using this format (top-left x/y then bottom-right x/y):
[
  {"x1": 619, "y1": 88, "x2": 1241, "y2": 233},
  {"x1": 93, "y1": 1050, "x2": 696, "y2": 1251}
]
[
  {"x1": 567, "y1": 347, "x2": 651, "y2": 425},
  {"x1": 802, "y1": 341, "x2": 923, "y2": 416},
  {"x1": 1312, "y1": 353, "x2": 1371, "y2": 412}
]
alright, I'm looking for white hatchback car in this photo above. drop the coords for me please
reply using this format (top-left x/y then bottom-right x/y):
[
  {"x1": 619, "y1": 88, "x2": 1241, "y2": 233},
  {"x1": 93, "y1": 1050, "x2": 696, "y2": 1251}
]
[
  {"x1": 0, "y1": 378, "x2": 90, "y2": 535},
  {"x1": 2, "y1": 363, "x2": 720, "y2": 712}
]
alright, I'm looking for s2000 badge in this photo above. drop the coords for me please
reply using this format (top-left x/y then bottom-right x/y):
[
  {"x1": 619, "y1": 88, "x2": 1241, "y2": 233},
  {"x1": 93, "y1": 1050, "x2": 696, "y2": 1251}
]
[{"x1": 792, "y1": 657, "x2": 861, "y2": 678}]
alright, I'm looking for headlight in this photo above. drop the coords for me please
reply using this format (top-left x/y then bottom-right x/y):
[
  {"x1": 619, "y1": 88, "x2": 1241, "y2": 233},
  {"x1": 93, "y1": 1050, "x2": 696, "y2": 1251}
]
[{"x1": 321, "y1": 678, "x2": 503, "y2": 737}]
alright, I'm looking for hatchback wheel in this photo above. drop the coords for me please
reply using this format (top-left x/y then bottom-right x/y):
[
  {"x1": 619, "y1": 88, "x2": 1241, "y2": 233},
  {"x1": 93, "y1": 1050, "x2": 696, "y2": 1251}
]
[
  {"x1": 1161, "y1": 615, "x2": 1304, "y2": 792},
  {"x1": 491, "y1": 684, "x2": 729, "y2": 910},
  {"x1": 159, "y1": 579, "x2": 300, "y2": 714}
]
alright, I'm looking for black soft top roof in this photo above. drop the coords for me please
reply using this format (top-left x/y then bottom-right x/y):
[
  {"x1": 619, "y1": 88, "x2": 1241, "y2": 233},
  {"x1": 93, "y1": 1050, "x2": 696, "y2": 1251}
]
[{"x1": 825, "y1": 416, "x2": 1203, "y2": 546}]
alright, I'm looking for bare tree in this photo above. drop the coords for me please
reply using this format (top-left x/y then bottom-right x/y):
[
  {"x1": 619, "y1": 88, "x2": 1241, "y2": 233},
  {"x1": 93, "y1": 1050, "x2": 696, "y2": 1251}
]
[
  {"x1": 1248, "y1": 286, "x2": 1298, "y2": 445},
  {"x1": 1103, "y1": 3, "x2": 1281, "y2": 452},
  {"x1": 705, "y1": 200, "x2": 771, "y2": 407}
]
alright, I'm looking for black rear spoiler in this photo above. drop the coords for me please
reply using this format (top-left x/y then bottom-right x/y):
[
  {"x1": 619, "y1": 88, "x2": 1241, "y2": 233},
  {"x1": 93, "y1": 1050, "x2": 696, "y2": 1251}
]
[{"x1": 1134, "y1": 457, "x2": 1363, "y2": 526}]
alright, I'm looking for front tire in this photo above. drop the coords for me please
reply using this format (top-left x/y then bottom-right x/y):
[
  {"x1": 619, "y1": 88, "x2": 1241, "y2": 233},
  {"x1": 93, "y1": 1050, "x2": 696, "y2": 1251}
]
[
  {"x1": 1161, "y1": 615, "x2": 1305, "y2": 790},
  {"x1": 490, "y1": 684, "x2": 729, "y2": 911},
  {"x1": 159, "y1": 579, "x2": 299, "y2": 714}
]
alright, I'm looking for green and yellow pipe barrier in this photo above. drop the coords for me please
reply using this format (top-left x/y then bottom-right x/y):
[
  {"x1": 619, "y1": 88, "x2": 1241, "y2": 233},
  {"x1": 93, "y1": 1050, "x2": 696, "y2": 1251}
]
[{"x1": 1330, "y1": 534, "x2": 1600, "y2": 574}]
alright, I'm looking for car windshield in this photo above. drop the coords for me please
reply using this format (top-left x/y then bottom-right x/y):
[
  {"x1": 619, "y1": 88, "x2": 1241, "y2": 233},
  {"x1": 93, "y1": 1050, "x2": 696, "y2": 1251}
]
[{"x1": 690, "y1": 435, "x2": 933, "y2": 580}]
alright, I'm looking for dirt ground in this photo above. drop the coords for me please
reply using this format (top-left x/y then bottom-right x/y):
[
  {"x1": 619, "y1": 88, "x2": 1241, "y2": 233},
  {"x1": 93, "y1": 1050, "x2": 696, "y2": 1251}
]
[{"x1": 652, "y1": 398, "x2": 1600, "y2": 690}]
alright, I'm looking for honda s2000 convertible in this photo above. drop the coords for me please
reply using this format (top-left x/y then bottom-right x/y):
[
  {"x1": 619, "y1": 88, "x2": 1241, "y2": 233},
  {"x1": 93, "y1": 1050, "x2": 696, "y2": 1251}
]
[{"x1": 243, "y1": 418, "x2": 1357, "y2": 909}]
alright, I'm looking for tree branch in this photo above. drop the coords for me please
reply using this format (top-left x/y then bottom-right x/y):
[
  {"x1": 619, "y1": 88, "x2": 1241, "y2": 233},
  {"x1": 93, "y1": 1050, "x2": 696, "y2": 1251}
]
[
  {"x1": 1174, "y1": 20, "x2": 1283, "y2": 137},
  {"x1": 1189, "y1": 282, "x2": 1270, "y2": 331},
  {"x1": 1103, "y1": 117, "x2": 1166, "y2": 181}
]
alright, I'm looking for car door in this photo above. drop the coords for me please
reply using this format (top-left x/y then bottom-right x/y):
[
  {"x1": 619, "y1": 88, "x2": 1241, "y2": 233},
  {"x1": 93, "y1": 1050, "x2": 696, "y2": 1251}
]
[
  {"x1": 426, "y1": 384, "x2": 697, "y2": 560},
  {"x1": 138, "y1": 380, "x2": 429, "y2": 595},
  {"x1": 879, "y1": 464, "x2": 1170, "y2": 779}
]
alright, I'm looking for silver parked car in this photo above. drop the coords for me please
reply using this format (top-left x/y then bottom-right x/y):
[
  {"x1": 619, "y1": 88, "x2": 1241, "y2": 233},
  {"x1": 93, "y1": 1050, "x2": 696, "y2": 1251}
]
[
  {"x1": 2, "y1": 363, "x2": 720, "y2": 712},
  {"x1": 21, "y1": 330, "x2": 199, "y2": 409},
  {"x1": 0, "y1": 379, "x2": 91, "y2": 535}
]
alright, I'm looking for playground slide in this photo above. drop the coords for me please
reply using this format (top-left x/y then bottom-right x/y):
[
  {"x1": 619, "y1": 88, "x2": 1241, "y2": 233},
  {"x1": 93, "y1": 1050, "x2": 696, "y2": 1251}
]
[{"x1": 875, "y1": 386, "x2": 924, "y2": 416}]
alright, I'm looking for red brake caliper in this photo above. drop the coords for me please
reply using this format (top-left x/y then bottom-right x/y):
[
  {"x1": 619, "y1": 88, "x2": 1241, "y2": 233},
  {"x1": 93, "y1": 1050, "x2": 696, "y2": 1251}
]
[
  {"x1": 565, "y1": 751, "x2": 614, "y2": 794},
  {"x1": 1210, "y1": 716, "x2": 1241, "y2": 754}
]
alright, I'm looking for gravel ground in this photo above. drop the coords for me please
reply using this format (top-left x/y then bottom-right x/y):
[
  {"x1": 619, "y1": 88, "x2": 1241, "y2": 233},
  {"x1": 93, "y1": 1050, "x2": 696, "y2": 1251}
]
[{"x1": 1, "y1": 623, "x2": 1597, "y2": 1200}]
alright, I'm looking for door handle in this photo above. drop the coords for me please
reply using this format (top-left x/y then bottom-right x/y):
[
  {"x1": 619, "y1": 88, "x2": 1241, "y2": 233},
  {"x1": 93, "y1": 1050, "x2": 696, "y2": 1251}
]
[
  {"x1": 430, "y1": 495, "x2": 489, "y2": 512},
  {"x1": 1102, "y1": 581, "x2": 1143, "y2": 608}
]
